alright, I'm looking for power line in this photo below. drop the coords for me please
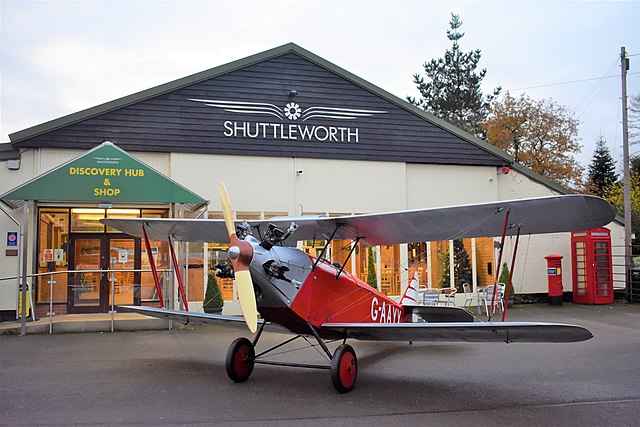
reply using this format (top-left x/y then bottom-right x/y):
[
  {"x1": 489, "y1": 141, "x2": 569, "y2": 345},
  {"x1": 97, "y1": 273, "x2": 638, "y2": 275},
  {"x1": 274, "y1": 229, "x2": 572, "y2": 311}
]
[
  {"x1": 508, "y1": 71, "x2": 640, "y2": 91},
  {"x1": 574, "y1": 58, "x2": 619, "y2": 119}
]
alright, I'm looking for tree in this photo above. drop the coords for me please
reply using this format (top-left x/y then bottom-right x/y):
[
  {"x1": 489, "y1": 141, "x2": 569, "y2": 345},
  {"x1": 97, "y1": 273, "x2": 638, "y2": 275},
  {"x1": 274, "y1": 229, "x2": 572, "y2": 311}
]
[
  {"x1": 606, "y1": 172, "x2": 640, "y2": 240},
  {"x1": 629, "y1": 93, "x2": 640, "y2": 145},
  {"x1": 586, "y1": 135, "x2": 618, "y2": 197},
  {"x1": 440, "y1": 240, "x2": 472, "y2": 292},
  {"x1": 483, "y1": 92, "x2": 583, "y2": 189},
  {"x1": 366, "y1": 247, "x2": 378, "y2": 289},
  {"x1": 408, "y1": 13, "x2": 501, "y2": 137},
  {"x1": 203, "y1": 273, "x2": 224, "y2": 313}
]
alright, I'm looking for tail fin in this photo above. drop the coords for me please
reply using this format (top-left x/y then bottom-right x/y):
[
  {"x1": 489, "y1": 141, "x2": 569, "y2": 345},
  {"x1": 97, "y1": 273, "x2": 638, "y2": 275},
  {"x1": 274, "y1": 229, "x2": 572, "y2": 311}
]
[{"x1": 400, "y1": 271, "x2": 420, "y2": 305}]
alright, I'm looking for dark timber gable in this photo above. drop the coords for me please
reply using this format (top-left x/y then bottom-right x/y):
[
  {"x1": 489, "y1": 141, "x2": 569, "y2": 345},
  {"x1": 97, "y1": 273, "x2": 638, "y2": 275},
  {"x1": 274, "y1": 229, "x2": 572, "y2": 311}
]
[{"x1": 9, "y1": 44, "x2": 510, "y2": 167}]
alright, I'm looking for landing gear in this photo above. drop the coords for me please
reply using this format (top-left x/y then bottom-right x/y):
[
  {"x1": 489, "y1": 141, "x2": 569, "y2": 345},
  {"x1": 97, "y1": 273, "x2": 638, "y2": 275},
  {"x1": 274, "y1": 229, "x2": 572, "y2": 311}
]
[
  {"x1": 331, "y1": 344, "x2": 358, "y2": 393},
  {"x1": 225, "y1": 337, "x2": 255, "y2": 382},
  {"x1": 225, "y1": 325, "x2": 359, "y2": 393}
]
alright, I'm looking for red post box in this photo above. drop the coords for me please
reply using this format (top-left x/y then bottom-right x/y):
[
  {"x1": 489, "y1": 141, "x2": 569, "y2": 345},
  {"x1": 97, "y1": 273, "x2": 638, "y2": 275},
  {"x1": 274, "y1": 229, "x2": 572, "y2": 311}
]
[{"x1": 545, "y1": 255, "x2": 564, "y2": 306}]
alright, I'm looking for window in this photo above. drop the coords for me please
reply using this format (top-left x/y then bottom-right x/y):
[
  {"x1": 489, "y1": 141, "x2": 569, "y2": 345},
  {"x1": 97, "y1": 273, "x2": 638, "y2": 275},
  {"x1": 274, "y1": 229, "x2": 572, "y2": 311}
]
[
  {"x1": 71, "y1": 208, "x2": 105, "y2": 232},
  {"x1": 37, "y1": 209, "x2": 70, "y2": 303},
  {"x1": 106, "y1": 209, "x2": 140, "y2": 232}
]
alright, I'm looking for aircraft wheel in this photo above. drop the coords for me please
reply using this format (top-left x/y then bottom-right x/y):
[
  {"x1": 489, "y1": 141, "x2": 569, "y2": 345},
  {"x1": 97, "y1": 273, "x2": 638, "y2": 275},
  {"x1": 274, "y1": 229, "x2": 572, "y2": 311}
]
[
  {"x1": 226, "y1": 337, "x2": 255, "y2": 382},
  {"x1": 331, "y1": 344, "x2": 357, "y2": 393}
]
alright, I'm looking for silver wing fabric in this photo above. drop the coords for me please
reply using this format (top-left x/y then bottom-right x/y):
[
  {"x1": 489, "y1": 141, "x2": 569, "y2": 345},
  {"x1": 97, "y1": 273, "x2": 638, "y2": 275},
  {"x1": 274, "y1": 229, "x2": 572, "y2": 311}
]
[
  {"x1": 118, "y1": 306, "x2": 591, "y2": 343},
  {"x1": 102, "y1": 194, "x2": 615, "y2": 246},
  {"x1": 118, "y1": 305, "x2": 271, "y2": 330},
  {"x1": 319, "y1": 321, "x2": 593, "y2": 343}
]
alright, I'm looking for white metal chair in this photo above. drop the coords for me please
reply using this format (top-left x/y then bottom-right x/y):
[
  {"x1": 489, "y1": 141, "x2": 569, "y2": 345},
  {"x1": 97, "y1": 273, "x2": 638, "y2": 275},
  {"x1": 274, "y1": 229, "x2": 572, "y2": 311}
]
[
  {"x1": 462, "y1": 283, "x2": 474, "y2": 309},
  {"x1": 482, "y1": 284, "x2": 505, "y2": 315},
  {"x1": 423, "y1": 289, "x2": 440, "y2": 306},
  {"x1": 442, "y1": 288, "x2": 457, "y2": 306}
]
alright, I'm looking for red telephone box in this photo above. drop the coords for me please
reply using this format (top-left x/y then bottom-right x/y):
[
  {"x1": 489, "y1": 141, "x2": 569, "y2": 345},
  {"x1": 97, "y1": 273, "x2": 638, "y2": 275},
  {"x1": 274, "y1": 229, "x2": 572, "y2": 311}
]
[{"x1": 571, "y1": 227, "x2": 614, "y2": 304}]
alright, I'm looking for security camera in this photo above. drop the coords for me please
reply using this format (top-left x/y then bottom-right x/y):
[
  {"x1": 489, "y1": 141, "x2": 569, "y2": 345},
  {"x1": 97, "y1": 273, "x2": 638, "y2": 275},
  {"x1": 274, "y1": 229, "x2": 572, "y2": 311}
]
[{"x1": 296, "y1": 169, "x2": 303, "y2": 175}]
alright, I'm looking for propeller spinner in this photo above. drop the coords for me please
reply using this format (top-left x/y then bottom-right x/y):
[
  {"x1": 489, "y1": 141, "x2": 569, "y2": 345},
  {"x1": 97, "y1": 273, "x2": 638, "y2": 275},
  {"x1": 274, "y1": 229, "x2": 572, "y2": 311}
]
[{"x1": 220, "y1": 183, "x2": 258, "y2": 333}]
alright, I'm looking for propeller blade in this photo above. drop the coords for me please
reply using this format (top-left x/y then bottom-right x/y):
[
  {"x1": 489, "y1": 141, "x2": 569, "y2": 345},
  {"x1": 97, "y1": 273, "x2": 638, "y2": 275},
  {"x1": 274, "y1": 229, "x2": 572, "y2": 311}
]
[
  {"x1": 220, "y1": 183, "x2": 236, "y2": 237},
  {"x1": 219, "y1": 182, "x2": 258, "y2": 333},
  {"x1": 235, "y1": 270, "x2": 258, "y2": 333}
]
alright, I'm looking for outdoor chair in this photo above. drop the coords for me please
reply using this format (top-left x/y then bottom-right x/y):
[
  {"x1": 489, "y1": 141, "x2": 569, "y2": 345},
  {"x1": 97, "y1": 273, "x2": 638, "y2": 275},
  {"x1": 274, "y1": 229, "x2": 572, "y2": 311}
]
[{"x1": 462, "y1": 283, "x2": 474, "y2": 309}]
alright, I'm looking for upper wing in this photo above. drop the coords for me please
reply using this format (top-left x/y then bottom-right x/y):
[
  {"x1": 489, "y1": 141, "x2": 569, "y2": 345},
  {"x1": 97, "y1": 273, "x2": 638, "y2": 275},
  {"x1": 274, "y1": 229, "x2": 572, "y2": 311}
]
[
  {"x1": 102, "y1": 194, "x2": 615, "y2": 246},
  {"x1": 320, "y1": 321, "x2": 594, "y2": 343}
]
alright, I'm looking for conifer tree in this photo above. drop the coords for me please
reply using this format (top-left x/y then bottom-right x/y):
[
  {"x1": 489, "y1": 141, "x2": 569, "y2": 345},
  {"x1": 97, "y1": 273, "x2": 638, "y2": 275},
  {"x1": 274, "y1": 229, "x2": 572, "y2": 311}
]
[
  {"x1": 440, "y1": 240, "x2": 473, "y2": 292},
  {"x1": 366, "y1": 247, "x2": 378, "y2": 289},
  {"x1": 587, "y1": 135, "x2": 618, "y2": 197},
  {"x1": 408, "y1": 13, "x2": 501, "y2": 137}
]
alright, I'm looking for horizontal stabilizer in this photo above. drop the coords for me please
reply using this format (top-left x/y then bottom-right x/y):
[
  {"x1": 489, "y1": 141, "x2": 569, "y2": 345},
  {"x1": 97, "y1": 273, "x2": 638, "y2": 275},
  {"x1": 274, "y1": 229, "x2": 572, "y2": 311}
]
[
  {"x1": 320, "y1": 321, "x2": 593, "y2": 343},
  {"x1": 403, "y1": 305, "x2": 475, "y2": 323}
]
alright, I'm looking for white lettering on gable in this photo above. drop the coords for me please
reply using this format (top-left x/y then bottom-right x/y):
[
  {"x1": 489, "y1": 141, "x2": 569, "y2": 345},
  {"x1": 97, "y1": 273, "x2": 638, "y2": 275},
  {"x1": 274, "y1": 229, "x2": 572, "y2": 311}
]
[{"x1": 222, "y1": 121, "x2": 360, "y2": 143}]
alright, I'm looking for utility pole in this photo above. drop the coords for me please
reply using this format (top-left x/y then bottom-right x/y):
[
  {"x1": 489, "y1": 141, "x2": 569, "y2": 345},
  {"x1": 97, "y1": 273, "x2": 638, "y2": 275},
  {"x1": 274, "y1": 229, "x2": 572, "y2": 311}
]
[{"x1": 620, "y1": 46, "x2": 632, "y2": 299}]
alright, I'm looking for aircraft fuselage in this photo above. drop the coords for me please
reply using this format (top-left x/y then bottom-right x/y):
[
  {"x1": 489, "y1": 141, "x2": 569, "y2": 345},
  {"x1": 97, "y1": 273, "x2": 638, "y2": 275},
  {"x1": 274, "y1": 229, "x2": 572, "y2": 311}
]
[{"x1": 246, "y1": 236, "x2": 404, "y2": 334}]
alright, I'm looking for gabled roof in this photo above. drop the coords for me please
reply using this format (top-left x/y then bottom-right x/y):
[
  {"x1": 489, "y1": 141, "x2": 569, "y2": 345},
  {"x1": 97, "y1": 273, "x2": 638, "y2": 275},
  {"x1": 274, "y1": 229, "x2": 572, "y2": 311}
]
[
  {"x1": 8, "y1": 43, "x2": 511, "y2": 164},
  {"x1": 4, "y1": 42, "x2": 583, "y2": 197}
]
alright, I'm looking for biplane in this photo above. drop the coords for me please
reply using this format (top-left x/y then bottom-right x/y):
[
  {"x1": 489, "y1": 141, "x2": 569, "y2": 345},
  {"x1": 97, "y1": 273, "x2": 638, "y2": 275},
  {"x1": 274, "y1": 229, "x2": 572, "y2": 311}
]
[{"x1": 102, "y1": 184, "x2": 615, "y2": 393}]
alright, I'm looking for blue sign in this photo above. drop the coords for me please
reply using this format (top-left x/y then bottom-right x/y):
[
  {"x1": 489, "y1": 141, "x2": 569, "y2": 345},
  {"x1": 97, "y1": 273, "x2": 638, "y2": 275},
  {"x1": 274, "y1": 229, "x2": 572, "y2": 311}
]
[{"x1": 7, "y1": 232, "x2": 18, "y2": 247}]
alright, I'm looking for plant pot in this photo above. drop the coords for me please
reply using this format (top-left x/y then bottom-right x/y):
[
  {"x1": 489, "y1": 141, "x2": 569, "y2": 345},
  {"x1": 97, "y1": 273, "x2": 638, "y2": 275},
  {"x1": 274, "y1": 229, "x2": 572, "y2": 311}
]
[{"x1": 204, "y1": 307, "x2": 223, "y2": 314}]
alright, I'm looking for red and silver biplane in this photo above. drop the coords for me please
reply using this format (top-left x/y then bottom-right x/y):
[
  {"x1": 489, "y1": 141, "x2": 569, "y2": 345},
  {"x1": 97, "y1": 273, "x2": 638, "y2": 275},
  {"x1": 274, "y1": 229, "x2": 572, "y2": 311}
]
[{"x1": 103, "y1": 184, "x2": 615, "y2": 393}]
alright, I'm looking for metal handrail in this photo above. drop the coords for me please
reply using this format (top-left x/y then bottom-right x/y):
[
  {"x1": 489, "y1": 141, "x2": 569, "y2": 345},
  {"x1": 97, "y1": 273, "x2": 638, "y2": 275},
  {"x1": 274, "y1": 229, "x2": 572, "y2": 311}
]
[{"x1": 0, "y1": 268, "x2": 173, "y2": 334}]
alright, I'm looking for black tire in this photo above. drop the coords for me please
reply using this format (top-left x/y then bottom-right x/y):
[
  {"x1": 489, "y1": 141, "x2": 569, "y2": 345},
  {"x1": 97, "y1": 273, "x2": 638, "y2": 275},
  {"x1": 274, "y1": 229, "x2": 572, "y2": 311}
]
[
  {"x1": 225, "y1": 337, "x2": 255, "y2": 382},
  {"x1": 330, "y1": 344, "x2": 357, "y2": 393}
]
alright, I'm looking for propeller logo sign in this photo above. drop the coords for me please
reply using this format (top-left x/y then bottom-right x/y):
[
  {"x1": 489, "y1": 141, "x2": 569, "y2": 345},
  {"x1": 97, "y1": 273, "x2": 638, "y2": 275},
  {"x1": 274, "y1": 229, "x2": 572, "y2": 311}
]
[{"x1": 189, "y1": 98, "x2": 386, "y2": 143}]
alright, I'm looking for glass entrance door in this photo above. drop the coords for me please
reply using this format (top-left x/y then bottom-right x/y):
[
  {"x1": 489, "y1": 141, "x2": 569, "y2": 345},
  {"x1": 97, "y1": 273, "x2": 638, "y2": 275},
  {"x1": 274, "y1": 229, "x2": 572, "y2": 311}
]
[
  {"x1": 109, "y1": 239, "x2": 136, "y2": 307},
  {"x1": 69, "y1": 235, "x2": 139, "y2": 313},
  {"x1": 69, "y1": 237, "x2": 102, "y2": 312}
]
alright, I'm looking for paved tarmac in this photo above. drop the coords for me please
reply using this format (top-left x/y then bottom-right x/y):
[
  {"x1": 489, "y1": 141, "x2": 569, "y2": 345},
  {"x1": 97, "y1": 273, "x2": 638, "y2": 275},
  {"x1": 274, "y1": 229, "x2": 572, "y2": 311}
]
[{"x1": 1, "y1": 302, "x2": 639, "y2": 426}]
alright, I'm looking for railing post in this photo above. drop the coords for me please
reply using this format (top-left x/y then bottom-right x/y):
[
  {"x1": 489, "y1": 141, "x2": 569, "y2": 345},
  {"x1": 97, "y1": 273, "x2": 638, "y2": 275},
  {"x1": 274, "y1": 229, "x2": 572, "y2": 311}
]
[
  {"x1": 48, "y1": 273, "x2": 55, "y2": 334},
  {"x1": 109, "y1": 271, "x2": 116, "y2": 332}
]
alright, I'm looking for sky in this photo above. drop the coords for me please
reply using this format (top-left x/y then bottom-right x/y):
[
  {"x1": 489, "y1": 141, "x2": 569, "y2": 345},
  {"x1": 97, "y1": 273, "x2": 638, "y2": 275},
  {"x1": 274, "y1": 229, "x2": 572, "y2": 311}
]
[{"x1": 1, "y1": 0, "x2": 639, "y2": 174}]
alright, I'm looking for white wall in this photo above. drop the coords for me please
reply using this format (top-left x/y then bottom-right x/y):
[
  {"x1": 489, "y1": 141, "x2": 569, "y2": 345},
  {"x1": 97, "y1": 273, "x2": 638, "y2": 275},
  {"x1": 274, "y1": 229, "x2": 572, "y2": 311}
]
[
  {"x1": 0, "y1": 147, "x2": 627, "y2": 311},
  {"x1": 170, "y1": 154, "x2": 407, "y2": 215},
  {"x1": 497, "y1": 168, "x2": 625, "y2": 294},
  {"x1": 406, "y1": 164, "x2": 498, "y2": 208}
]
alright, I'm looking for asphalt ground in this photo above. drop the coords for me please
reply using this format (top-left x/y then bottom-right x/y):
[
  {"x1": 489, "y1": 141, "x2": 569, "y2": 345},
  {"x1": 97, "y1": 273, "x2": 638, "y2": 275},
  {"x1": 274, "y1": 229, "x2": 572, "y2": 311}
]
[{"x1": 1, "y1": 302, "x2": 639, "y2": 426}]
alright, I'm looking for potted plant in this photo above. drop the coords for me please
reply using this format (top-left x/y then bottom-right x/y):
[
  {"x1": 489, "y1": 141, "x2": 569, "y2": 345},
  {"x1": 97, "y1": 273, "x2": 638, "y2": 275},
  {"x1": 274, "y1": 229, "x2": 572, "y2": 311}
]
[{"x1": 203, "y1": 273, "x2": 224, "y2": 313}]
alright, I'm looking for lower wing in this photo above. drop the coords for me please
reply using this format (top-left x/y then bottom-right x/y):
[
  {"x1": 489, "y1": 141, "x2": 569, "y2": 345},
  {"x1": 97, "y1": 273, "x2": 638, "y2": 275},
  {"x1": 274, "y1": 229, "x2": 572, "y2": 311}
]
[
  {"x1": 118, "y1": 305, "x2": 268, "y2": 330},
  {"x1": 320, "y1": 321, "x2": 593, "y2": 343},
  {"x1": 120, "y1": 305, "x2": 593, "y2": 343}
]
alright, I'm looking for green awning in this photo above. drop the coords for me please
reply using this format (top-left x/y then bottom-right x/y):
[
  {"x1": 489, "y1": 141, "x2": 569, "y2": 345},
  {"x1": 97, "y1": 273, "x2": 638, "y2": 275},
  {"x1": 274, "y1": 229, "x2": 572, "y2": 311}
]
[{"x1": 1, "y1": 142, "x2": 207, "y2": 208}]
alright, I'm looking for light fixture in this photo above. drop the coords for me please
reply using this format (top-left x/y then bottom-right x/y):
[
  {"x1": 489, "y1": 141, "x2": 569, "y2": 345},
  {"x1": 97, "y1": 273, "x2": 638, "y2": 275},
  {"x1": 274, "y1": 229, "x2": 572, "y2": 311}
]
[
  {"x1": 289, "y1": 90, "x2": 298, "y2": 97},
  {"x1": 6, "y1": 159, "x2": 20, "y2": 170}
]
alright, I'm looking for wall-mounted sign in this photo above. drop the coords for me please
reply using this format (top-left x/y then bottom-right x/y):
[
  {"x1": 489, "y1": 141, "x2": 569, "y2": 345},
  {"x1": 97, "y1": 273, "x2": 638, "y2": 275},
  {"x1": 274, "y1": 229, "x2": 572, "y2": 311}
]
[
  {"x1": 190, "y1": 98, "x2": 387, "y2": 144},
  {"x1": 43, "y1": 249, "x2": 54, "y2": 262},
  {"x1": 6, "y1": 231, "x2": 18, "y2": 247}
]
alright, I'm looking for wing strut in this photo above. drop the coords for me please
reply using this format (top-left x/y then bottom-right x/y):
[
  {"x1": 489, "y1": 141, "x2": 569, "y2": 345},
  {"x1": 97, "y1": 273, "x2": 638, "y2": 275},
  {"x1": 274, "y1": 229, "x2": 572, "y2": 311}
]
[
  {"x1": 489, "y1": 209, "x2": 510, "y2": 321},
  {"x1": 312, "y1": 224, "x2": 341, "y2": 271},
  {"x1": 502, "y1": 225, "x2": 521, "y2": 322},
  {"x1": 336, "y1": 237, "x2": 362, "y2": 279},
  {"x1": 168, "y1": 236, "x2": 189, "y2": 312},
  {"x1": 142, "y1": 224, "x2": 165, "y2": 308}
]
